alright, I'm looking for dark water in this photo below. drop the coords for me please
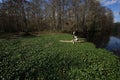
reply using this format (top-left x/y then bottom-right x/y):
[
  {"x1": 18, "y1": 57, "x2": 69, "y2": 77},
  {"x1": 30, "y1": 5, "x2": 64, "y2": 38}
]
[
  {"x1": 105, "y1": 36, "x2": 120, "y2": 56},
  {"x1": 81, "y1": 31, "x2": 120, "y2": 57}
]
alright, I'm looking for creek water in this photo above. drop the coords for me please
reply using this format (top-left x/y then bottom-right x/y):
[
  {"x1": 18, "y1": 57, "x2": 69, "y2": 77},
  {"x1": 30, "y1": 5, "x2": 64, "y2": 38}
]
[
  {"x1": 105, "y1": 36, "x2": 120, "y2": 57},
  {"x1": 80, "y1": 31, "x2": 120, "y2": 57}
]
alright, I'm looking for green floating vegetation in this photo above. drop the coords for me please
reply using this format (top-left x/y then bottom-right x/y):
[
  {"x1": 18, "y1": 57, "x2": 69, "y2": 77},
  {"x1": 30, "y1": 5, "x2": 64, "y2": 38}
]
[{"x1": 0, "y1": 34, "x2": 120, "y2": 80}]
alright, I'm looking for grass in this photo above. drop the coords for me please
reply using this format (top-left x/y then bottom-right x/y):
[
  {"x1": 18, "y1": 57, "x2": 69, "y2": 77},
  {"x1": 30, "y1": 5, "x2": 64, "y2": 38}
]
[{"x1": 0, "y1": 33, "x2": 120, "y2": 80}]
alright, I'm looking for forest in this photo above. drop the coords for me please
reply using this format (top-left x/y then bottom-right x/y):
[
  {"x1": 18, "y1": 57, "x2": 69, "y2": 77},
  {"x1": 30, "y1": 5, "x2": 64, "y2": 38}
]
[{"x1": 0, "y1": 0, "x2": 114, "y2": 33}]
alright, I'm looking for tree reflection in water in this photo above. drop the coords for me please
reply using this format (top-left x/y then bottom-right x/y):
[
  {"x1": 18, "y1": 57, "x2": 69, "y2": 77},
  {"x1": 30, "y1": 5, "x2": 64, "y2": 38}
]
[{"x1": 80, "y1": 31, "x2": 120, "y2": 57}]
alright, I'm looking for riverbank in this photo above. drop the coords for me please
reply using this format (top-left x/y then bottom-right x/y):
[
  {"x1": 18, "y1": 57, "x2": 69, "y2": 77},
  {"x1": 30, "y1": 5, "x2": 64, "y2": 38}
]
[{"x1": 0, "y1": 33, "x2": 120, "y2": 80}]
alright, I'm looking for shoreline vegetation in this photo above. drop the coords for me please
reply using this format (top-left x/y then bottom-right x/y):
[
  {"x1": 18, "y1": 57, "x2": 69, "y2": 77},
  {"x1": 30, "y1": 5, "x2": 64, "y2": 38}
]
[
  {"x1": 0, "y1": 33, "x2": 120, "y2": 80},
  {"x1": 0, "y1": 0, "x2": 119, "y2": 79}
]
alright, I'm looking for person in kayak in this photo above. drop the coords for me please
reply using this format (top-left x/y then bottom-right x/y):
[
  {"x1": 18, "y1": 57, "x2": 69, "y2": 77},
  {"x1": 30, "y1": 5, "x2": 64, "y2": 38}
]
[{"x1": 73, "y1": 30, "x2": 79, "y2": 44}]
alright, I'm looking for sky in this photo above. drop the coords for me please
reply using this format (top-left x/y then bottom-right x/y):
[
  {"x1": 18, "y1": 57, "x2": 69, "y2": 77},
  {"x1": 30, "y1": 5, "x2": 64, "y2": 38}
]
[
  {"x1": 0, "y1": 0, "x2": 120, "y2": 23},
  {"x1": 100, "y1": 0, "x2": 120, "y2": 23}
]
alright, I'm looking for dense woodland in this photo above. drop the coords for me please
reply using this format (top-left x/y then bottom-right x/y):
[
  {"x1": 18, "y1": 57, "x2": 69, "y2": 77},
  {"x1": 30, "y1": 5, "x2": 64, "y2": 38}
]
[{"x1": 0, "y1": 0, "x2": 114, "y2": 33}]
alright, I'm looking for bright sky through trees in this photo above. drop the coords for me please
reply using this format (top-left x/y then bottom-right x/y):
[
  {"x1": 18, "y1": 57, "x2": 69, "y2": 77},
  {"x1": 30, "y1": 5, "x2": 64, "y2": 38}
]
[
  {"x1": 100, "y1": 0, "x2": 120, "y2": 22},
  {"x1": 0, "y1": 0, "x2": 119, "y2": 22}
]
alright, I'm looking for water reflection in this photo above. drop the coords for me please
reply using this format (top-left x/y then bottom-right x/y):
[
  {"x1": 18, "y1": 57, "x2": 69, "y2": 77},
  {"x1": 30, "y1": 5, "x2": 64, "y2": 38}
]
[
  {"x1": 80, "y1": 31, "x2": 120, "y2": 57},
  {"x1": 85, "y1": 31, "x2": 110, "y2": 48},
  {"x1": 105, "y1": 36, "x2": 120, "y2": 57}
]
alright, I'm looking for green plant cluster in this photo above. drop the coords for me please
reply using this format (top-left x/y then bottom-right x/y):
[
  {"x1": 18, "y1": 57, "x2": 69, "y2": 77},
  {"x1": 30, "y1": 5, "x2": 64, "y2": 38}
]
[{"x1": 0, "y1": 34, "x2": 120, "y2": 80}]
